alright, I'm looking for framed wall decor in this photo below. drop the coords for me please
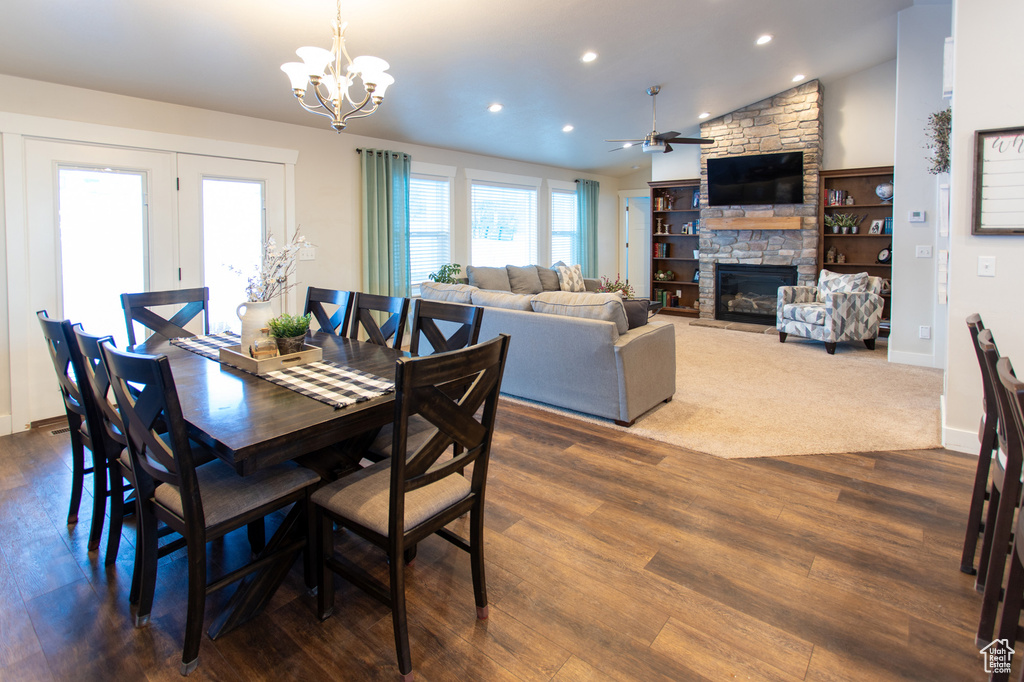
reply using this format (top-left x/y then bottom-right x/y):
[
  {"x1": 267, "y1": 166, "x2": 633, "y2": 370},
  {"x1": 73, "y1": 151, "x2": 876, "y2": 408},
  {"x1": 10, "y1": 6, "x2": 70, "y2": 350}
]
[
  {"x1": 868, "y1": 219, "x2": 884, "y2": 235},
  {"x1": 972, "y1": 126, "x2": 1024, "y2": 235}
]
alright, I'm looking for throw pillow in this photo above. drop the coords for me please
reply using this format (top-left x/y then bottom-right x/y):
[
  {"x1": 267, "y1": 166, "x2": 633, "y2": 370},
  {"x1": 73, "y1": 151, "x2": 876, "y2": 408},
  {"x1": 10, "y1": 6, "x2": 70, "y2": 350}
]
[
  {"x1": 466, "y1": 265, "x2": 512, "y2": 292},
  {"x1": 817, "y1": 269, "x2": 869, "y2": 302},
  {"x1": 621, "y1": 299, "x2": 650, "y2": 329},
  {"x1": 419, "y1": 282, "x2": 475, "y2": 304},
  {"x1": 506, "y1": 265, "x2": 544, "y2": 295},
  {"x1": 537, "y1": 265, "x2": 561, "y2": 291},
  {"x1": 556, "y1": 263, "x2": 586, "y2": 293},
  {"x1": 531, "y1": 291, "x2": 628, "y2": 335}
]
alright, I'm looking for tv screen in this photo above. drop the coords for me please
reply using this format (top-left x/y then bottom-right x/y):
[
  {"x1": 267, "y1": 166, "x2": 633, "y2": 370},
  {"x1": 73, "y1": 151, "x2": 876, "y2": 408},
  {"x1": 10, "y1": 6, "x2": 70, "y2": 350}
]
[{"x1": 707, "y1": 152, "x2": 804, "y2": 206}]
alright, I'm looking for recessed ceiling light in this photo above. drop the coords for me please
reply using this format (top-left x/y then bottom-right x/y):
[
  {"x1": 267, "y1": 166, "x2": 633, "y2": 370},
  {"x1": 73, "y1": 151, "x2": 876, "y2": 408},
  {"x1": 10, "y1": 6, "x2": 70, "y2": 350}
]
[
  {"x1": 623, "y1": 142, "x2": 633, "y2": 148},
  {"x1": 756, "y1": 34, "x2": 773, "y2": 45},
  {"x1": 698, "y1": 112, "x2": 710, "y2": 119},
  {"x1": 792, "y1": 74, "x2": 806, "y2": 82},
  {"x1": 581, "y1": 51, "x2": 598, "y2": 63},
  {"x1": 488, "y1": 103, "x2": 503, "y2": 113},
  {"x1": 562, "y1": 125, "x2": 574, "y2": 132}
]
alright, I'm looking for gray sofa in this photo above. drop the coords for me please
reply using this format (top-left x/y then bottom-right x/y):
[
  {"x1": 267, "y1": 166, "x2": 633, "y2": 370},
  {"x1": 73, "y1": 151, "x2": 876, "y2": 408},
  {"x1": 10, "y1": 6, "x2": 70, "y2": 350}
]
[{"x1": 421, "y1": 270, "x2": 675, "y2": 426}]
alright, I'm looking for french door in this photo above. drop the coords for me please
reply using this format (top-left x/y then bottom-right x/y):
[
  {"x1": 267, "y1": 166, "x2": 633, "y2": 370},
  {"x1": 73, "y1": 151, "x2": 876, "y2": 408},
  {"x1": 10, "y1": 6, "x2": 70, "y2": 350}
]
[{"x1": 23, "y1": 140, "x2": 285, "y2": 423}]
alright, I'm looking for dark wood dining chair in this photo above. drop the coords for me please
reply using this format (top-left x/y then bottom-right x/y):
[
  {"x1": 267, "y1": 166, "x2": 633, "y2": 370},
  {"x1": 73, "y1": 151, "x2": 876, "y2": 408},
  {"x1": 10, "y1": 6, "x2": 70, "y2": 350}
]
[
  {"x1": 962, "y1": 313, "x2": 998, "y2": 575},
  {"x1": 348, "y1": 292, "x2": 409, "y2": 349},
  {"x1": 304, "y1": 286, "x2": 353, "y2": 335},
  {"x1": 991, "y1": 356, "x2": 1024, "y2": 681},
  {"x1": 975, "y1": 328, "x2": 1022, "y2": 647},
  {"x1": 37, "y1": 311, "x2": 105, "y2": 548},
  {"x1": 121, "y1": 286, "x2": 210, "y2": 347},
  {"x1": 313, "y1": 334, "x2": 510, "y2": 681},
  {"x1": 100, "y1": 341, "x2": 320, "y2": 675},
  {"x1": 408, "y1": 298, "x2": 484, "y2": 356}
]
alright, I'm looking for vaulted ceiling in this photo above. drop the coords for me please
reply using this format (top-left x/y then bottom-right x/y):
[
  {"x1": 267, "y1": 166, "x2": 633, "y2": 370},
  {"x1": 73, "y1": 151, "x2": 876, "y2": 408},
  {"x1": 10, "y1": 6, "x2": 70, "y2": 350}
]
[{"x1": 0, "y1": 0, "x2": 914, "y2": 177}]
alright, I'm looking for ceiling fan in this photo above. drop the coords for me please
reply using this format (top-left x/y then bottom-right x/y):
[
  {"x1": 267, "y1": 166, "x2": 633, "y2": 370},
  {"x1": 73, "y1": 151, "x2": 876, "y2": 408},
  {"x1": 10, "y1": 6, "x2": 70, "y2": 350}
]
[{"x1": 606, "y1": 85, "x2": 714, "y2": 153}]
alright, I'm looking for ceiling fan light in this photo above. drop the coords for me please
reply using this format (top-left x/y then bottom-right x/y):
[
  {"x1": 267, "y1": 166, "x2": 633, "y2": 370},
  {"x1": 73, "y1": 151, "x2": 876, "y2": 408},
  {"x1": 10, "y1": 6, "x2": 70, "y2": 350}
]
[
  {"x1": 698, "y1": 112, "x2": 710, "y2": 119},
  {"x1": 756, "y1": 34, "x2": 773, "y2": 45},
  {"x1": 280, "y1": 62, "x2": 310, "y2": 91},
  {"x1": 296, "y1": 46, "x2": 334, "y2": 79},
  {"x1": 581, "y1": 51, "x2": 598, "y2": 63}
]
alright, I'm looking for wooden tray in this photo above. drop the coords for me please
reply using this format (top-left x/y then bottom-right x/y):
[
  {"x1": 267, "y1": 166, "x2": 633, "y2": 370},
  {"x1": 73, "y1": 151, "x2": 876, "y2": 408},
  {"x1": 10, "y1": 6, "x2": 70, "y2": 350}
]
[{"x1": 218, "y1": 344, "x2": 323, "y2": 375}]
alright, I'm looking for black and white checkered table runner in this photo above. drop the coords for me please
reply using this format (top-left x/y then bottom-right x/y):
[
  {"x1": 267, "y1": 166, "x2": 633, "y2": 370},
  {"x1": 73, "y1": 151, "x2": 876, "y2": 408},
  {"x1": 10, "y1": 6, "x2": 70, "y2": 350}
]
[
  {"x1": 170, "y1": 332, "x2": 240, "y2": 359},
  {"x1": 170, "y1": 333, "x2": 394, "y2": 409}
]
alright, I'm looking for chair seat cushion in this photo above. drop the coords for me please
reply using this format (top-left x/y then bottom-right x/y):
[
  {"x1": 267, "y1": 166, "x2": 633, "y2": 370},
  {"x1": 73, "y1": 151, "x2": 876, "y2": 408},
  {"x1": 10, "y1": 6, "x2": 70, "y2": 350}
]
[
  {"x1": 154, "y1": 459, "x2": 319, "y2": 529},
  {"x1": 312, "y1": 458, "x2": 471, "y2": 536},
  {"x1": 781, "y1": 302, "x2": 827, "y2": 326}
]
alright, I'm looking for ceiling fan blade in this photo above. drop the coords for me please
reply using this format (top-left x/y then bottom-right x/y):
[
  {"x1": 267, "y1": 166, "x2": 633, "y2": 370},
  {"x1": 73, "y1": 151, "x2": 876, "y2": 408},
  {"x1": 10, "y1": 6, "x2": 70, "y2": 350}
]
[
  {"x1": 662, "y1": 136, "x2": 716, "y2": 145},
  {"x1": 664, "y1": 143, "x2": 673, "y2": 153},
  {"x1": 604, "y1": 138, "x2": 645, "y2": 143},
  {"x1": 653, "y1": 131, "x2": 680, "y2": 141},
  {"x1": 607, "y1": 145, "x2": 634, "y2": 152}
]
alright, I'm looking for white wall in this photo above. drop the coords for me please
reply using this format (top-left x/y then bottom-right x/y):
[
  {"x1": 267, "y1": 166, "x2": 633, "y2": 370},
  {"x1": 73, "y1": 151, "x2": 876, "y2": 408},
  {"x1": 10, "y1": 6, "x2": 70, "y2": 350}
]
[
  {"x1": 943, "y1": 0, "x2": 1024, "y2": 452},
  {"x1": 651, "y1": 144, "x2": 701, "y2": 183},
  {"x1": 889, "y1": 4, "x2": 952, "y2": 368},
  {"x1": 821, "y1": 60, "x2": 898, "y2": 171},
  {"x1": 0, "y1": 74, "x2": 624, "y2": 429}
]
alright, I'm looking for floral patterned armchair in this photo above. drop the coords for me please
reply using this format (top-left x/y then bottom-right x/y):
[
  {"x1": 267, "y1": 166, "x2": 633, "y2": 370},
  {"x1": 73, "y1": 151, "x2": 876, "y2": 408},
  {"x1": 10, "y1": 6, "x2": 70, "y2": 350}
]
[{"x1": 777, "y1": 270, "x2": 885, "y2": 354}]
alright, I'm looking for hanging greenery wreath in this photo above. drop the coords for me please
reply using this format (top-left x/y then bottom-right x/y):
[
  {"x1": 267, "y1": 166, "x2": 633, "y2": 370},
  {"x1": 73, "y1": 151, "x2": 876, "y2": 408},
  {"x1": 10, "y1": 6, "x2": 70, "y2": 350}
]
[{"x1": 925, "y1": 107, "x2": 951, "y2": 175}]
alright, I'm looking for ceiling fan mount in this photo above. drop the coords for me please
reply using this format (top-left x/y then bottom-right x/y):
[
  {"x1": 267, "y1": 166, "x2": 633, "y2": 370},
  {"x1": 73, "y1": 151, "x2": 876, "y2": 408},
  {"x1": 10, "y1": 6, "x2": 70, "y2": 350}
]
[{"x1": 605, "y1": 85, "x2": 713, "y2": 153}]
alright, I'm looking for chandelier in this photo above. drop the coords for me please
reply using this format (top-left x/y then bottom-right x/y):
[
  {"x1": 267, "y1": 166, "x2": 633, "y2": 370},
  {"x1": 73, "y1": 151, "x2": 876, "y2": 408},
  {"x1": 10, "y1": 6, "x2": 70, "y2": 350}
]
[{"x1": 280, "y1": 1, "x2": 393, "y2": 132}]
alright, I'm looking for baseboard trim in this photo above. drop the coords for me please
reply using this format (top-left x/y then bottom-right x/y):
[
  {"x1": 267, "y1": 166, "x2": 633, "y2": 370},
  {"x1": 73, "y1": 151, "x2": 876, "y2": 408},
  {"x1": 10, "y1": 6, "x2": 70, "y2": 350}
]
[
  {"x1": 943, "y1": 424, "x2": 978, "y2": 455},
  {"x1": 887, "y1": 349, "x2": 940, "y2": 368}
]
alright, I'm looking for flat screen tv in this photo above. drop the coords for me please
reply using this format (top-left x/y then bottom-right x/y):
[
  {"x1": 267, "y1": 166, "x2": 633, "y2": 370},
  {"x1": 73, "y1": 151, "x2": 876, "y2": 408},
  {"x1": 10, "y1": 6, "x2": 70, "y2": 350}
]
[{"x1": 707, "y1": 152, "x2": 804, "y2": 206}]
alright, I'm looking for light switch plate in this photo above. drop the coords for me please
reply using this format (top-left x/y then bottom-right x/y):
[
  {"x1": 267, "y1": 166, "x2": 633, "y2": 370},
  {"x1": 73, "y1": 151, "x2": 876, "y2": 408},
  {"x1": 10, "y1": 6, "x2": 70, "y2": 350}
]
[
  {"x1": 915, "y1": 245, "x2": 932, "y2": 258},
  {"x1": 299, "y1": 246, "x2": 317, "y2": 261},
  {"x1": 979, "y1": 256, "x2": 996, "y2": 277}
]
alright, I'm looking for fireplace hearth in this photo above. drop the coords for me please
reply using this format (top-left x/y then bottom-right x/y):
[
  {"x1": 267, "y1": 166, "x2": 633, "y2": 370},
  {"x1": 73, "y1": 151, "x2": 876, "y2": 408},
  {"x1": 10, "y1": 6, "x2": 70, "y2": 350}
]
[{"x1": 715, "y1": 263, "x2": 798, "y2": 324}]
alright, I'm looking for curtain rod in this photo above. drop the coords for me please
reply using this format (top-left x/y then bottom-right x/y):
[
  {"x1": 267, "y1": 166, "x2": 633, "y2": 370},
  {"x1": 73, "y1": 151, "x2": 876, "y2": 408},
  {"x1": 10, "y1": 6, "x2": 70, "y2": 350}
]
[{"x1": 355, "y1": 148, "x2": 409, "y2": 157}]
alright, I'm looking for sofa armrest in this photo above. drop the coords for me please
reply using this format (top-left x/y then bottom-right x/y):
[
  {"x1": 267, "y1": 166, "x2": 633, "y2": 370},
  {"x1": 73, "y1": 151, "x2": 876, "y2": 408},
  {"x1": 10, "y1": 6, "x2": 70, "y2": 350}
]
[
  {"x1": 613, "y1": 320, "x2": 676, "y2": 423},
  {"x1": 821, "y1": 291, "x2": 885, "y2": 341},
  {"x1": 777, "y1": 285, "x2": 817, "y2": 326}
]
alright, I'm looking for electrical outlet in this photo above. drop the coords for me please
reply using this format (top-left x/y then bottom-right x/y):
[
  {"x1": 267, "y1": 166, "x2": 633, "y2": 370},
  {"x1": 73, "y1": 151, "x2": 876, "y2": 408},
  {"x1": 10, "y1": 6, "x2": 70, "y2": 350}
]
[
  {"x1": 915, "y1": 245, "x2": 932, "y2": 258},
  {"x1": 919, "y1": 326, "x2": 931, "y2": 339},
  {"x1": 979, "y1": 256, "x2": 996, "y2": 277}
]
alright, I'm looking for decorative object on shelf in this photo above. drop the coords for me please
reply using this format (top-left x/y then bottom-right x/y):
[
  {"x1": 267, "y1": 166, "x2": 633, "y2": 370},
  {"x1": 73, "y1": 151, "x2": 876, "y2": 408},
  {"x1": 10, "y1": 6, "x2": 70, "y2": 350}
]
[
  {"x1": 691, "y1": 270, "x2": 699, "y2": 283},
  {"x1": 875, "y1": 181, "x2": 894, "y2": 203},
  {"x1": 655, "y1": 217, "x2": 665, "y2": 234},
  {"x1": 837, "y1": 253, "x2": 846, "y2": 264},
  {"x1": 665, "y1": 270, "x2": 675, "y2": 281},
  {"x1": 267, "y1": 312, "x2": 312, "y2": 356},
  {"x1": 692, "y1": 192, "x2": 700, "y2": 209},
  {"x1": 824, "y1": 212, "x2": 863, "y2": 234},
  {"x1": 972, "y1": 127, "x2": 1024, "y2": 235},
  {"x1": 881, "y1": 279, "x2": 892, "y2": 293},
  {"x1": 251, "y1": 329, "x2": 280, "y2": 360},
  {"x1": 428, "y1": 263, "x2": 462, "y2": 284},
  {"x1": 826, "y1": 245, "x2": 837, "y2": 263},
  {"x1": 845, "y1": 196, "x2": 855, "y2": 205},
  {"x1": 925, "y1": 107, "x2": 951, "y2": 175},
  {"x1": 597, "y1": 274, "x2": 636, "y2": 299},
  {"x1": 883, "y1": 216, "x2": 893, "y2": 234},
  {"x1": 850, "y1": 224, "x2": 858, "y2": 234},
  {"x1": 280, "y1": 0, "x2": 394, "y2": 133},
  {"x1": 868, "y1": 219, "x2": 884, "y2": 234},
  {"x1": 232, "y1": 228, "x2": 312, "y2": 355},
  {"x1": 877, "y1": 244, "x2": 892, "y2": 264},
  {"x1": 693, "y1": 249, "x2": 700, "y2": 259}
]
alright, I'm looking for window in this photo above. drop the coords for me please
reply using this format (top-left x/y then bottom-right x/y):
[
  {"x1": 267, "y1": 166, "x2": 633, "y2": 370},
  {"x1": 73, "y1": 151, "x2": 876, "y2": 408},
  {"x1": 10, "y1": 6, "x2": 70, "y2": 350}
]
[
  {"x1": 471, "y1": 182, "x2": 537, "y2": 266},
  {"x1": 408, "y1": 174, "x2": 452, "y2": 295},
  {"x1": 550, "y1": 187, "x2": 578, "y2": 265}
]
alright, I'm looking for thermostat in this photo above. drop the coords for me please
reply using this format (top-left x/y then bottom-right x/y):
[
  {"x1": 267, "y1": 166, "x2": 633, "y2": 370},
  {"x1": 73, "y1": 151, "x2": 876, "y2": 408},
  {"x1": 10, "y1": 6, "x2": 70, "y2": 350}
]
[{"x1": 908, "y1": 210, "x2": 926, "y2": 223}]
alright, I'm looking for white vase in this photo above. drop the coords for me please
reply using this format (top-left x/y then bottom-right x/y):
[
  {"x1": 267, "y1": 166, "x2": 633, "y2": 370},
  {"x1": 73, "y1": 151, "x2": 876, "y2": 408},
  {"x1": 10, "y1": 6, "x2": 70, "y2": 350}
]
[{"x1": 236, "y1": 300, "x2": 274, "y2": 358}]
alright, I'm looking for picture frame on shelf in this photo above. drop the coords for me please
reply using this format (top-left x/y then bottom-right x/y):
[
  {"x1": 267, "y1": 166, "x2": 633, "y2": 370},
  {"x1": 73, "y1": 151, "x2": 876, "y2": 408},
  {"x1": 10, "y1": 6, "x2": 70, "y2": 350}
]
[
  {"x1": 691, "y1": 270, "x2": 700, "y2": 283},
  {"x1": 691, "y1": 192, "x2": 700, "y2": 208},
  {"x1": 868, "y1": 219, "x2": 884, "y2": 235}
]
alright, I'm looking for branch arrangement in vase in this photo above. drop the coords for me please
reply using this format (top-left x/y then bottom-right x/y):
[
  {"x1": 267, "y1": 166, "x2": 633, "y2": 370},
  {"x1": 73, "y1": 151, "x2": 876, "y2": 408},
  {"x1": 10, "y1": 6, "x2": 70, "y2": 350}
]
[{"x1": 232, "y1": 228, "x2": 314, "y2": 302}]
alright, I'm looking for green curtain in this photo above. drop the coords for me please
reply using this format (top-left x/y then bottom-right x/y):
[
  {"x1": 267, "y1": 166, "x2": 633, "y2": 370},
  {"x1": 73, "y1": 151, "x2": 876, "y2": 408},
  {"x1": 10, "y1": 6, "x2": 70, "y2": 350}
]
[
  {"x1": 360, "y1": 149, "x2": 412, "y2": 297},
  {"x1": 576, "y1": 178, "x2": 599, "y2": 277}
]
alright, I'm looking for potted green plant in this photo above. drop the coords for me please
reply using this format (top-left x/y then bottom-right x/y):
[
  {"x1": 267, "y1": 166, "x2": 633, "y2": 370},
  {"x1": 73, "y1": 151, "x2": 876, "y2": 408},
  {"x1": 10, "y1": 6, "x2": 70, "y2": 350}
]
[
  {"x1": 824, "y1": 213, "x2": 863, "y2": 234},
  {"x1": 428, "y1": 263, "x2": 461, "y2": 284},
  {"x1": 597, "y1": 274, "x2": 636, "y2": 298},
  {"x1": 267, "y1": 312, "x2": 311, "y2": 356}
]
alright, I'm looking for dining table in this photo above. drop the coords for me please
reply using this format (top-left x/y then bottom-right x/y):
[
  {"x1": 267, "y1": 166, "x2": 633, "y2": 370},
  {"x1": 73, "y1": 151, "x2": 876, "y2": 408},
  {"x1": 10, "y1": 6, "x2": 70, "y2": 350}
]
[{"x1": 134, "y1": 330, "x2": 406, "y2": 638}]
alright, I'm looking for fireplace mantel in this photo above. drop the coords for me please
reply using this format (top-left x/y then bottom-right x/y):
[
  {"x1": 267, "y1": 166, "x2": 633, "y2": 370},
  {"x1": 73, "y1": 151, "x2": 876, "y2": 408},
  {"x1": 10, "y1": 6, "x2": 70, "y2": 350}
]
[{"x1": 703, "y1": 216, "x2": 803, "y2": 231}]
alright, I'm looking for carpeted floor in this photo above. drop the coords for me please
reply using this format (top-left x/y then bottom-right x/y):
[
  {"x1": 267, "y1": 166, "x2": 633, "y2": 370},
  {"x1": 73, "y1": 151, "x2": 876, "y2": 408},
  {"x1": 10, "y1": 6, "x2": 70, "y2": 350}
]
[{"x1": 505, "y1": 317, "x2": 944, "y2": 458}]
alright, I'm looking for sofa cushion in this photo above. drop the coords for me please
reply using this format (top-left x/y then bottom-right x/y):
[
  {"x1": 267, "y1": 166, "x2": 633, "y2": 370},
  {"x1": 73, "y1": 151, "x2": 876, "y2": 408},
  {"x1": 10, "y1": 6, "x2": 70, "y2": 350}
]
[
  {"x1": 419, "y1": 281, "x2": 475, "y2": 304},
  {"x1": 467, "y1": 265, "x2": 511, "y2": 291},
  {"x1": 506, "y1": 265, "x2": 544, "y2": 295},
  {"x1": 556, "y1": 263, "x2": 586, "y2": 293},
  {"x1": 782, "y1": 302, "x2": 827, "y2": 325},
  {"x1": 471, "y1": 289, "x2": 534, "y2": 311},
  {"x1": 622, "y1": 299, "x2": 649, "y2": 329},
  {"x1": 537, "y1": 265, "x2": 561, "y2": 291},
  {"x1": 531, "y1": 291, "x2": 628, "y2": 335},
  {"x1": 817, "y1": 269, "x2": 868, "y2": 302}
]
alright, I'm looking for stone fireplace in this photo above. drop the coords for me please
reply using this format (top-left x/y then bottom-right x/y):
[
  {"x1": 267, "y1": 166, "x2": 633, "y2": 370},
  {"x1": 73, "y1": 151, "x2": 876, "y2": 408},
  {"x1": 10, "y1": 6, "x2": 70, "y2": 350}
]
[
  {"x1": 715, "y1": 263, "x2": 797, "y2": 324},
  {"x1": 696, "y1": 80, "x2": 823, "y2": 320}
]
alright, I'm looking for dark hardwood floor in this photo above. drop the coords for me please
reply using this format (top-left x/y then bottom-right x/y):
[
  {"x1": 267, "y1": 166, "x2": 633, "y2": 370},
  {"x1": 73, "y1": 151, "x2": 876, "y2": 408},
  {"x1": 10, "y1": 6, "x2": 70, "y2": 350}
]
[{"x1": 0, "y1": 400, "x2": 987, "y2": 680}]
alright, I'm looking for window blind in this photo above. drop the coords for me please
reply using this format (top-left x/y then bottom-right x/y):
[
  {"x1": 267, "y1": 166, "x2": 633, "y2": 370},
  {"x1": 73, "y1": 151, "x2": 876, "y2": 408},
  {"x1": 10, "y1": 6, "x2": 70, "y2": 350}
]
[
  {"x1": 470, "y1": 181, "x2": 537, "y2": 266},
  {"x1": 408, "y1": 175, "x2": 451, "y2": 295},
  {"x1": 550, "y1": 188, "x2": 578, "y2": 265}
]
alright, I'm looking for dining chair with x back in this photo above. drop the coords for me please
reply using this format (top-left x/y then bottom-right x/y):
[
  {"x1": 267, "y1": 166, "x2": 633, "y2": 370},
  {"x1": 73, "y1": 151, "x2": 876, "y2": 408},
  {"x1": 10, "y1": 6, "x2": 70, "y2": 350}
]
[{"x1": 121, "y1": 286, "x2": 210, "y2": 347}]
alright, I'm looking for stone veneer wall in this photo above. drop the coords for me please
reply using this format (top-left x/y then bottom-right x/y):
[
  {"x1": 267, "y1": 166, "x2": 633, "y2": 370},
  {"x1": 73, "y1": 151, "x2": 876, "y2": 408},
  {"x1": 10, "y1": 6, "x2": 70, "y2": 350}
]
[{"x1": 697, "y1": 80, "x2": 823, "y2": 318}]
